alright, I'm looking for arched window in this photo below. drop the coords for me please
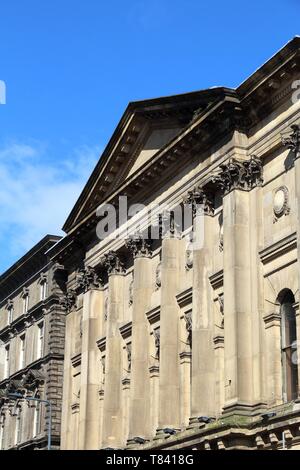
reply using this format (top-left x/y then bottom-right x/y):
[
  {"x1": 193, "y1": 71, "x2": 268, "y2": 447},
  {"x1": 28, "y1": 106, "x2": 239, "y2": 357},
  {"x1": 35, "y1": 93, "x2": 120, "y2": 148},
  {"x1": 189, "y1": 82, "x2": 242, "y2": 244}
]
[{"x1": 278, "y1": 289, "x2": 298, "y2": 402}]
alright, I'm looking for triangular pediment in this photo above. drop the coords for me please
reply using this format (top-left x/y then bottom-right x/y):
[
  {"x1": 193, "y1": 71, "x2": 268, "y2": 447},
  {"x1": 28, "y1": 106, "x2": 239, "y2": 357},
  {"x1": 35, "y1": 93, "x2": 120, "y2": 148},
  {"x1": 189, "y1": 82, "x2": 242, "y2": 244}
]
[{"x1": 62, "y1": 87, "x2": 233, "y2": 233}]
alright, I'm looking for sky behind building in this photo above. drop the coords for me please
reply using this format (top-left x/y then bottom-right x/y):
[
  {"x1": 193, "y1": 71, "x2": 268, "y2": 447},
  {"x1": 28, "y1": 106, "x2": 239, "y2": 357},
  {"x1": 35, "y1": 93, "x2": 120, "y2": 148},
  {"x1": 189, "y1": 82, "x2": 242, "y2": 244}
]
[{"x1": 0, "y1": 0, "x2": 299, "y2": 272}]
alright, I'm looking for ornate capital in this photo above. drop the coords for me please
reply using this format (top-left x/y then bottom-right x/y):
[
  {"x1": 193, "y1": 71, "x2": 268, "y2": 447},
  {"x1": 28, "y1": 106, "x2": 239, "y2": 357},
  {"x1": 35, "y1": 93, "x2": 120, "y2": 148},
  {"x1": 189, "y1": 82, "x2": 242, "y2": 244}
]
[
  {"x1": 212, "y1": 155, "x2": 263, "y2": 195},
  {"x1": 59, "y1": 289, "x2": 77, "y2": 313},
  {"x1": 125, "y1": 233, "x2": 152, "y2": 259},
  {"x1": 281, "y1": 124, "x2": 300, "y2": 159},
  {"x1": 102, "y1": 251, "x2": 125, "y2": 275},
  {"x1": 184, "y1": 186, "x2": 214, "y2": 216},
  {"x1": 76, "y1": 266, "x2": 103, "y2": 293}
]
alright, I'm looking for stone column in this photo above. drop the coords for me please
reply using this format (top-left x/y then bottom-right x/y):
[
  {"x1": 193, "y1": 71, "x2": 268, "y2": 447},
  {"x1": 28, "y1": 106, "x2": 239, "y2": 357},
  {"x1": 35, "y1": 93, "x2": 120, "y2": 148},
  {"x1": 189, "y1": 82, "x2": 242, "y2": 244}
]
[
  {"x1": 101, "y1": 252, "x2": 125, "y2": 449},
  {"x1": 78, "y1": 267, "x2": 103, "y2": 450},
  {"x1": 125, "y1": 235, "x2": 152, "y2": 443},
  {"x1": 186, "y1": 187, "x2": 216, "y2": 426},
  {"x1": 282, "y1": 125, "x2": 300, "y2": 399},
  {"x1": 157, "y1": 218, "x2": 185, "y2": 434},
  {"x1": 213, "y1": 156, "x2": 263, "y2": 414}
]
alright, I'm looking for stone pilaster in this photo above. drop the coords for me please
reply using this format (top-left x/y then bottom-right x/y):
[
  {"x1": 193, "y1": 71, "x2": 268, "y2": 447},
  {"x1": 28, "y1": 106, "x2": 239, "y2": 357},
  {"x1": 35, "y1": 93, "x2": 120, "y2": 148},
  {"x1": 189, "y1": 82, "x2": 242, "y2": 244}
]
[
  {"x1": 101, "y1": 252, "x2": 126, "y2": 449},
  {"x1": 185, "y1": 187, "x2": 216, "y2": 426},
  {"x1": 78, "y1": 266, "x2": 104, "y2": 450},
  {"x1": 282, "y1": 125, "x2": 300, "y2": 399},
  {"x1": 213, "y1": 155, "x2": 264, "y2": 415},
  {"x1": 156, "y1": 226, "x2": 185, "y2": 434},
  {"x1": 125, "y1": 235, "x2": 153, "y2": 443}
]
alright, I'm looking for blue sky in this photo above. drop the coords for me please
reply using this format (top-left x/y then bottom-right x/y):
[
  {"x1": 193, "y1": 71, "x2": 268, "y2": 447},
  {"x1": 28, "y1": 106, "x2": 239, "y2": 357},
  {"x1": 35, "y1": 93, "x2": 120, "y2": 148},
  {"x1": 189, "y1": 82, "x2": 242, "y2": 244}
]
[{"x1": 0, "y1": 0, "x2": 299, "y2": 273}]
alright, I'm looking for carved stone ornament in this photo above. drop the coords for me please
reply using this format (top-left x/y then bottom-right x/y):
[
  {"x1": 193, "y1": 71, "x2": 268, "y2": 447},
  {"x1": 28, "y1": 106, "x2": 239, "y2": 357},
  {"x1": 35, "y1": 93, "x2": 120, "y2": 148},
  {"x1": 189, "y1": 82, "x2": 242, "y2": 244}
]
[
  {"x1": 128, "y1": 277, "x2": 134, "y2": 306},
  {"x1": 219, "y1": 223, "x2": 224, "y2": 252},
  {"x1": 76, "y1": 266, "x2": 102, "y2": 293},
  {"x1": 184, "y1": 311, "x2": 192, "y2": 347},
  {"x1": 5, "y1": 299, "x2": 14, "y2": 311},
  {"x1": 59, "y1": 289, "x2": 77, "y2": 313},
  {"x1": 281, "y1": 124, "x2": 300, "y2": 159},
  {"x1": 38, "y1": 272, "x2": 47, "y2": 284},
  {"x1": 212, "y1": 155, "x2": 263, "y2": 195},
  {"x1": 126, "y1": 343, "x2": 132, "y2": 372},
  {"x1": 217, "y1": 294, "x2": 224, "y2": 328},
  {"x1": 104, "y1": 296, "x2": 108, "y2": 321},
  {"x1": 185, "y1": 242, "x2": 193, "y2": 270},
  {"x1": 21, "y1": 287, "x2": 29, "y2": 299},
  {"x1": 184, "y1": 186, "x2": 214, "y2": 216},
  {"x1": 273, "y1": 186, "x2": 290, "y2": 222},
  {"x1": 153, "y1": 328, "x2": 160, "y2": 359},
  {"x1": 102, "y1": 251, "x2": 125, "y2": 275},
  {"x1": 125, "y1": 233, "x2": 152, "y2": 259},
  {"x1": 160, "y1": 211, "x2": 182, "y2": 239},
  {"x1": 155, "y1": 262, "x2": 161, "y2": 290}
]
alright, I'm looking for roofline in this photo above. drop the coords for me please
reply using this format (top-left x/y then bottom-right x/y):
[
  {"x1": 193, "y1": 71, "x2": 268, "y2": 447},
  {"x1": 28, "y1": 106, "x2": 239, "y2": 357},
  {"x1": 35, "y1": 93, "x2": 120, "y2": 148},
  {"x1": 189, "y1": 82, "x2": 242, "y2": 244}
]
[
  {"x1": 62, "y1": 87, "x2": 234, "y2": 233},
  {"x1": 0, "y1": 235, "x2": 62, "y2": 284},
  {"x1": 237, "y1": 36, "x2": 300, "y2": 97}
]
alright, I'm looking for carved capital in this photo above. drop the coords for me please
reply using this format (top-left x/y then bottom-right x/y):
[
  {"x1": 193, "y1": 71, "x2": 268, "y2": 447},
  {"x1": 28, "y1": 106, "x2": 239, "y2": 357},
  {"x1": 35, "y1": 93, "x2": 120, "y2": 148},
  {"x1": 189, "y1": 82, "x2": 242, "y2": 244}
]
[
  {"x1": 76, "y1": 266, "x2": 103, "y2": 293},
  {"x1": 102, "y1": 251, "x2": 125, "y2": 275},
  {"x1": 282, "y1": 124, "x2": 300, "y2": 159},
  {"x1": 212, "y1": 155, "x2": 263, "y2": 195},
  {"x1": 125, "y1": 233, "x2": 152, "y2": 259},
  {"x1": 59, "y1": 289, "x2": 77, "y2": 313},
  {"x1": 184, "y1": 186, "x2": 214, "y2": 216}
]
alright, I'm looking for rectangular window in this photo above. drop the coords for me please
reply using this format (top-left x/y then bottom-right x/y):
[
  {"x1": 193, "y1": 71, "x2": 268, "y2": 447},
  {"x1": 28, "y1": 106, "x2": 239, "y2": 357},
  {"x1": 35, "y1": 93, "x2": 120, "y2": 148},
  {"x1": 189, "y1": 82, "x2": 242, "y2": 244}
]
[
  {"x1": 40, "y1": 281, "x2": 47, "y2": 301},
  {"x1": 33, "y1": 404, "x2": 40, "y2": 437},
  {"x1": 19, "y1": 334, "x2": 26, "y2": 370},
  {"x1": 37, "y1": 322, "x2": 44, "y2": 359},
  {"x1": 4, "y1": 345, "x2": 10, "y2": 379}
]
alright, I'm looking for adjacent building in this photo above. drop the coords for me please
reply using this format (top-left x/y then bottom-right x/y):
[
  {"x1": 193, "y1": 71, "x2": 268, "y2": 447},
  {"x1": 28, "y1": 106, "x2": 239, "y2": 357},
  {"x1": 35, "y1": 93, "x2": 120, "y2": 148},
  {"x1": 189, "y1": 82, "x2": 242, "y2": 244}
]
[{"x1": 0, "y1": 235, "x2": 65, "y2": 450}]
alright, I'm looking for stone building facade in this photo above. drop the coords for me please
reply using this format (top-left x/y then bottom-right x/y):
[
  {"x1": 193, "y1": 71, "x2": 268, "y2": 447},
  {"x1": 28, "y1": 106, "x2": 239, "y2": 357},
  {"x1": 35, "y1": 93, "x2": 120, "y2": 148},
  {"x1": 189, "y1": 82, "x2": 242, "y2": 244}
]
[
  {"x1": 47, "y1": 37, "x2": 300, "y2": 450},
  {"x1": 0, "y1": 235, "x2": 65, "y2": 450}
]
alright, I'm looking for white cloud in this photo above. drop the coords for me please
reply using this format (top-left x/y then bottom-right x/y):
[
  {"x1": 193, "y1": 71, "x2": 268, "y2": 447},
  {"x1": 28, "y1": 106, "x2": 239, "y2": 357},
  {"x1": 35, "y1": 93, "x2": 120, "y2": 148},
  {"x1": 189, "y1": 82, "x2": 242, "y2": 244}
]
[{"x1": 0, "y1": 141, "x2": 100, "y2": 271}]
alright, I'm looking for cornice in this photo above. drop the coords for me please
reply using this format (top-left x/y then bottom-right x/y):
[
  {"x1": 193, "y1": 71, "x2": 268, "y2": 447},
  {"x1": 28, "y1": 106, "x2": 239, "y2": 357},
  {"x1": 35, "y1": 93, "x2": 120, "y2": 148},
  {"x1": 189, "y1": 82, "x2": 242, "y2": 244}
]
[
  {"x1": 0, "y1": 294, "x2": 62, "y2": 341},
  {"x1": 119, "y1": 321, "x2": 132, "y2": 340},
  {"x1": 0, "y1": 236, "x2": 61, "y2": 301},
  {"x1": 71, "y1": 353, "x2": 81, "y2": 368},
  {"x1": 259, "y1": 232, "x2": 297, "y2": 265},
  {"x1": 63, "y1": 88, "x2": 234, "y2": 234},
  {"x1": 0, "y1": 353, "x2": 64, "y2": 389},
  {"x1": 96, "y1": 336, "x2": 106, "y2": 353},
  {"x1": 209, "y1": 269, "x2": 223, "y2": 290},
  {"x1": 146, "y1": 306, "x2": 160, "y2": 325},
  {"x1": 176, "y1": 287, "x2": 192, "y2": 309}
]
